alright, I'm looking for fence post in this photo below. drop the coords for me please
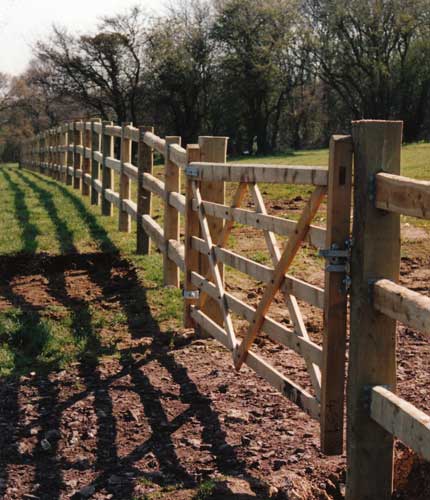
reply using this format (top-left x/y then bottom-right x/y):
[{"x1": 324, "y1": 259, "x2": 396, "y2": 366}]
[
  {"x1": 163, "y1": 136, "x2": 182, "y2": 286},
  {"x1": 73, "y1": 121, "x2": 82, "y2": 190},
  {"x1": 198, "y1": 136, "x2": 228, "y2": 325},
  {"x1": 101, "y1": 121, "x2": 114, "y2": 217},
  {"x1": 90, "y1": 120, "x2": 101, "y2": 205},
  {"x1": 60, "y1": 126, "x2": 65, "y2": 182},
  {"x1": 320, "y1": 135, "x2": 353, "y2": 455},
  {"x1": 137, "y1": 126, "x2": 154, "y2": 254},
  {"x1": 184, "y1": 144, "x2": 202, "y2": 327},
  {"x1": 82, "y1": 122, "x2": 91, "y2": 196},
  {"x1": 346, "y1": 120, "x2": 402, "y2": 499},
  {"x1": 66, "y1": 123, "x2": 73, "y2": 185},
  {"x1": 119, "y1": 123, "x2": 132, "y2": 232},
  {"x1": 46, "y1": 130, "x2": 52, "y2": 177}
]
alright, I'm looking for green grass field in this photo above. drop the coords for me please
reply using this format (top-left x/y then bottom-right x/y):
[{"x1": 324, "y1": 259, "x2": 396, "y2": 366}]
[{"x1": 0, "y1": 142, "x2": 429, "y2": 377}]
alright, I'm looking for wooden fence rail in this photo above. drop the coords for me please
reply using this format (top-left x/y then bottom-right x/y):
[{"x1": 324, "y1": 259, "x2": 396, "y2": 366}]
[{"x1": 19, "y1": 118, "x2": 430, "y2": 499}]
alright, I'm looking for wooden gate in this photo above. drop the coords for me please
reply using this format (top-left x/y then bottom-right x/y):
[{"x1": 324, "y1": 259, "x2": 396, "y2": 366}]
[{"x1": 184, "y1": 136, "x2": 353, "y2": 455}]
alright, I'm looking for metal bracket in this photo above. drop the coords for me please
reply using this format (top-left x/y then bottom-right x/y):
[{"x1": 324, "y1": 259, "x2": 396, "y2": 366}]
[
  {"x1": 185, "y1": 166, "x2": 200, "y2": 178},
  {"x1": 319, "y1": 240, "x2": 353, "y2": 292},
  {"x1": 183, "y1": 289, "x2": 199, "y2": 299}
]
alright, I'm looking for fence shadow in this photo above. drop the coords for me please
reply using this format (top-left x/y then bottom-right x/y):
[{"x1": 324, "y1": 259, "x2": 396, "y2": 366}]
[
  {"x1": 0, "y1": 168, "x2": 40, "y2": 254},
  {"x1": 0, "y1": 168, "x2": 267, "y2": 499}
]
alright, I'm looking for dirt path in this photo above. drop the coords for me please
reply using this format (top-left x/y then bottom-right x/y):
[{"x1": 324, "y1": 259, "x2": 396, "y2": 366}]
[{"x1": 0, "y1": 252, "x2": 429, "y2": 499}]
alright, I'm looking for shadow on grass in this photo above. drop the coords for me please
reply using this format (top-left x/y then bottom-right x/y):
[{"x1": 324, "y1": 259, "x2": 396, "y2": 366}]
[
  {"x1": 0, "y1": 167, "x2": 265, "y2": 499},
  {"x1": 0, "y1": 168, "x2": 40, "y2": 254},
  {"x1": 20, "y1": 168, "x2": 116, "y2": 254}
]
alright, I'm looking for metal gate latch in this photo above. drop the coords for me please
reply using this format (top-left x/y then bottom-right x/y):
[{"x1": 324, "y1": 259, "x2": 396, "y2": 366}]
[
  {"x1": 183, "y1": 289, "x2": 199, "y2": 299},
  {"x1": 185, "y1": 166, "x2": 200, "y2": 178},
  {"x1": 319, "y1": 241, "x2": 352, "y2": 291}
]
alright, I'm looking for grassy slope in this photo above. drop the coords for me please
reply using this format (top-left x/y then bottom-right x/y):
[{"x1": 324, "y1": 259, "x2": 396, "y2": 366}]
[{"x1": 0, "y1": 142, "x2": 428, "y2": 376}]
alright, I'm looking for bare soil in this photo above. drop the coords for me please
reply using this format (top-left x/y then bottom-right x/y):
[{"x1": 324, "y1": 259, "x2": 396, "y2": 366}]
[{"x1": 0, "y1": 252, "x2": 429, "y2": 499}]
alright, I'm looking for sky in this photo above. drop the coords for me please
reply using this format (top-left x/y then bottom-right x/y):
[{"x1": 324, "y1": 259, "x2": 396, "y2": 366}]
[{"x1": 0, "y1": 0, "x2": 163, "y2": 76}]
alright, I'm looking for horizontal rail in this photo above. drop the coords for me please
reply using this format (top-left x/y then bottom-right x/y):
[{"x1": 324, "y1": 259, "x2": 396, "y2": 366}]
[
  {"x1": 123, "y1": 125, "x2": 139, "y2": 142},
  {"x1": 140, "y1": 214, "x2": 165, "y2": 252},
  {"x1": 169, "y1": 192, "x2": 186, "y2": 215},
  {"x1": 193, "y1": 199, "x2": 326, "y2": 249},
  {"x1": 169, "y1": 143, "x2": 187, "y2": 168},
  {"x1": 104, "y1": 188, "x2": 120, "y2": 208},
  {"x1": 93, "y1": 122, "x2": 102, "y2": 135},
  {"x1": 192, "y1": 236, "x2": 324, "y2": 309},
  {"x1": 370, "y1": 386, "x2": 430, "y2": 461},
  {"x1": 373, "y1": 279, "x2": 430, "y2": 335},
  {"x1": 191, "y1": 307, "x2": 320, "y2": 419},
  {"x1": 376, "y1": 173, "x2": 430, "y2": 219},
  {"x1": 93, "y1": 179, "x2": 103, "y2": 193},
  {"x1": 105, "y1": 157, "x2": 121, "y2": 173},
  {"x1": 167, "y1": 240, "x2": 185, "y2": 272},
  {"x1": 142, "y1": 172, "x2": 166, "y2": 200},
  {"x1": 93, "y1": 151, "x2": 103, "y2": 164},
  {"x1": 143, "y1": 131, "x2": 166, "y2": 155},
  {"x1": 191, "y1": 271, "x2": 322, "y2": 367},
  {"x1": 188, "y1": 162, "x2": 328, "y2": 186},
  {"x1": 123, "y1": 162, "x2": 138, "y2": 181},
  {"x1": 122, "y1": 199, "x2": 138, "y2": 220},
  {"x1": 105, "y1": 125, "x2": 122, "y2": 138}
]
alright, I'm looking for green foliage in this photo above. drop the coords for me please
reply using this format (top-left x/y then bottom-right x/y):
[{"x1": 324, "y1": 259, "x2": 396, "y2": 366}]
[{"x1": 193, "y1": 480, "x2": 216, "y2": 500}]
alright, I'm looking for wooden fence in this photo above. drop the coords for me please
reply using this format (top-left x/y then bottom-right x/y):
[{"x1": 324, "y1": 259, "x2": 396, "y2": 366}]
[
  {"x1": 347, "y1": 120, "x2": 430, "y2": 499},
  {"x1": 19, "y1": 119, "x2": 430, "y2": 499}
]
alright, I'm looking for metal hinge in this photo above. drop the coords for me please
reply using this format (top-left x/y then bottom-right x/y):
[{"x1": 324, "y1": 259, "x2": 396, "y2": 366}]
[
  {"x1": 185, "y1": 166, "x2": 200, "y2": 178},
  {"x1": 319, "y1": 239, "x2": 353, "y2": 292},
  {"x1": 183, "y1": 289, "x2": 199, "y2": 299}
]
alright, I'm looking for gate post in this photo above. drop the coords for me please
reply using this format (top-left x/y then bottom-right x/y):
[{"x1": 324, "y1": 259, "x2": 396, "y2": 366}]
[
  {"x1": 347, "y1": 120, "x2": 402, "y2": 499},
  {"x1": 198, "y1": 136, "x2": 228, "y2": 326},
  {"x1": 321, "y1": 135, "x2": 353, "y2": 455},
  {"x1": 184, "y1": 144, "x2": 202, "y2": 328}
]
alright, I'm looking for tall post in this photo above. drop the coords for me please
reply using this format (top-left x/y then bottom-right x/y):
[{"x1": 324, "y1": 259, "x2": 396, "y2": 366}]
[
  {"x1": 66, "y1": 123, "x2": 73, "y2": 186},
  {"x1": 46, "y1": 130, "x2": 53, "y2": 177},
  {"x1": 101, "y1": 121, "x2": 114, "y2": 216},
  {"x1": 73, "y1": 121, "x2": 82, "y2": 190},
  {"x1": 91, "y1": 120, "x2": 101, "y2": 205},
  {"x1": 184, "y1": 144, "x2": 202, "y2": 327},
  {"x1": 82, "y1": 121, "x2": 91, "y2": 196},
  {"x1": 198, "y1": 136, "x2": 228, "y2": 325},
  {"x1": 163, "y1": 136, "x2": 181, "y2": 287},
  {"x1": 60, "y1": 126, "x2": 66, "y2": 182},
  {"x1": 320, "y1": 135, "x2": 353, "y2": 455},
  {"x1": 119, "y1": 123, "x2": 132, "y2": 232},
  {"x1": 137, "y1": 126, "x2": 154, "y2": 254},
  {"x1": 347, "y1": 120, "x2": 402, "y2": 499}
]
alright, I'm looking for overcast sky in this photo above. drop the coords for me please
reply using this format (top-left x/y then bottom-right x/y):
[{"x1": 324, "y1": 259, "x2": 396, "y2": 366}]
[{"x1": 0, "y1": 0, "x2": 163, "y2": 76}]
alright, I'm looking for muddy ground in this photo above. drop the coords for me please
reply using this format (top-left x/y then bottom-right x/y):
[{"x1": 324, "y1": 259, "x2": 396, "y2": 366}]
[{"x1": 0, "y1": 251, "x2": 429, "y2": 499}]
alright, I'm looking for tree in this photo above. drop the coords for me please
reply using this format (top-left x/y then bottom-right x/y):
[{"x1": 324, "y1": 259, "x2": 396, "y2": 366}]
[
  {"x1": 33, "y1": 7, "x2": 147, "y2": 123},
  {"x1": 212, "y1": 0, "x2": 301, "y2": 154},
  {"x1": 144, "y1": 0, "x2": 217, "y2": 143},
  {"x1": 304, "y1": 0, "x2": 430, "y2": 140}
]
